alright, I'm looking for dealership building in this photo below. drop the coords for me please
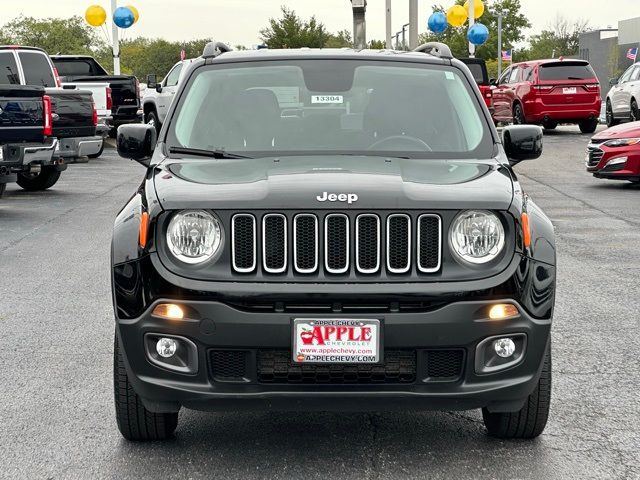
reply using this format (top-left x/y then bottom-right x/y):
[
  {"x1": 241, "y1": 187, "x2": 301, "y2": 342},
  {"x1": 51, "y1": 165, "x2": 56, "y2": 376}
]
[{"x1": 578, "y1": 17, "x2": 640, "y2": 97}]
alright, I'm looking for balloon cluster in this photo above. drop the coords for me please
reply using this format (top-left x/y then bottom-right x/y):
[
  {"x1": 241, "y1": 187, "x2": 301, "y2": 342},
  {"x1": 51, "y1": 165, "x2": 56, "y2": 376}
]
[
  {"x1": 85, "y1": 4, "x2": 139, "y2": 29},
  {"x1": 427, "y1": 0, "x2": 489, "y2": 46}
]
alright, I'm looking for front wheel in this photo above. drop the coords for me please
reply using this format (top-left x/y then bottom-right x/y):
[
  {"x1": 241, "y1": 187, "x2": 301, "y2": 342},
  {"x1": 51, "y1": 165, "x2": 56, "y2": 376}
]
[
  {"x1": 579, "y1": 118, "x2": 598, "y2": 134},
  {"x1": 145, "y1": 110, "x2": 161, "y2": 134},
  {"x1": 482, "y1": 346, "x2": 551, "y2": 439},
  {"x1": 114, "y1": 330, "x2": 179, "y2": 441},
  {"x1": 16, "y1": 166, "x2": 61, "y2": 191}
]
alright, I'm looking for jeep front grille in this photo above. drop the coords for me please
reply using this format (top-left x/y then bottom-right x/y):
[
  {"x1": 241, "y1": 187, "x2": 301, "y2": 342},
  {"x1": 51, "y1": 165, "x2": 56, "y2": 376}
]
[{"x1": 231, "y1": 212, "x2": 442, "y2": 276}]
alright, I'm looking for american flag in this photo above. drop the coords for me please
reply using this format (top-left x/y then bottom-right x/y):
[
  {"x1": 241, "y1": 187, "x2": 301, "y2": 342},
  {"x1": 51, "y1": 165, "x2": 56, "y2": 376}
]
[
  {"x1": 627, "y1": 47, "x2": 638, "y2": 61},
  {"x1": 502, "y1": 49, "x2": 512, "y2": 62}
]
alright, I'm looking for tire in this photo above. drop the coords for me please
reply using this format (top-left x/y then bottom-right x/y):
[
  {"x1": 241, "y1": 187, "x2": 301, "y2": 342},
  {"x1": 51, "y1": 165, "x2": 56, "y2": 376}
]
[
  {"x1": 606, "y1": 100, "x2": 619, "y2": 127},
  {"x1": 513, "y1": 103, "x2": 525, "y2": 125},
  {"x1": 630, "y1": 99, "x2": 639, "y2": 123},
  {"x1": 0, "y1": 182, "x2": 6, "y2": 198},
  {"x1": 16, "y1": 166, "x2": 61, "y2": 191},
  {"x1": 145, "y1": 110, "x2": 161, "y2": 134},
  {"x1": 579, "y1": 118, "x2": 598, "y2": 134},
  {"x1": 87, "y1": 139, "x2": 105, "y2": 159},
  {"x1": 542, "y1": 120, "x2": 557, "y2": 130},
  {"x1": 114, "y1": 330, "x2": 179, "y2": 441},
  {"x1": 482, "y1": 346, "x2": 551, "y2": 439}
]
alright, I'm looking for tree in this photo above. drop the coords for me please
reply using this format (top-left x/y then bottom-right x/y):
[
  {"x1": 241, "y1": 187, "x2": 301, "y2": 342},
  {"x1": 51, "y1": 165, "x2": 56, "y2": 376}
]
[
  {"x1": 419, "y1": 0, "x2": 531, "y2": 60},
  {"x1": 523, "y1": 16, "x2": 589, "y2": 60},
  {"x1": 326, "y1": 29, "x2": 353, "y2": 48},
  {"x1": 260, "y1": 7, "x2": 331, "y2": 48},
  {"x1": 368, "y1": 39, "x2": 387, "y2": 49},
  {"x1": 0, "y1": 15, "x2": 102, "y2": 55}
]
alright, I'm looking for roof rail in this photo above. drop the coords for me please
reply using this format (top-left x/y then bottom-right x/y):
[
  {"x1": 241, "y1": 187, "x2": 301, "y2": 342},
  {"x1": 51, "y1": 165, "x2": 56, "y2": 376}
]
[
  {"x1": 413, "y1": 42, "x2": 453, "y2": 60},
  {"x1": 202, "y1": 41, "x2": 232, "y2": 58}
]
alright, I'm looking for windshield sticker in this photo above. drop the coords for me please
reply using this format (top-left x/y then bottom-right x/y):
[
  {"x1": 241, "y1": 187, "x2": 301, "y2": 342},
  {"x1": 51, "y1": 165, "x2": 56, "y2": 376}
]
[
  {"x1": 445, "y1": 71, "x2": 455, "y2": 80},
  {"x1": 312, "y1": 95, "x2": 344, "y2": 104}
]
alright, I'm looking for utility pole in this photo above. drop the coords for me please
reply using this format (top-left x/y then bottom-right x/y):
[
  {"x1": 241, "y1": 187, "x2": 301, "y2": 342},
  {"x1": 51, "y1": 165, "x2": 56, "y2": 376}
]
[
  {"x1": 468, "y1": 0, "x2": 475, "y2": 58},
  {"x1": 385, "y1": 0, "x2": 392, "y2": 49},
  {"x1": 351, "y1": 0, "x2": 367, "y2": 49},
  {"x1": 110, "y1": 0, "x2": 120, "y2": 74},
  {"x1": 497, "y1": 13, "x2": 502, "y2": 79},
  {"x1": 409, "y1": 0, "x2": 418, "y2": 49},
  {"x1": 401, "y1": 23, "x2": 410, "y2": 51}
]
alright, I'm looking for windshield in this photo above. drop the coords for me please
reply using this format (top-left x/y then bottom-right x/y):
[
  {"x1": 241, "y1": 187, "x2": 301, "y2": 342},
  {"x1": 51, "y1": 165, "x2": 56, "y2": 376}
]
[{"x1": 167, "y1": 59, "x2": 493, "y2": 159}]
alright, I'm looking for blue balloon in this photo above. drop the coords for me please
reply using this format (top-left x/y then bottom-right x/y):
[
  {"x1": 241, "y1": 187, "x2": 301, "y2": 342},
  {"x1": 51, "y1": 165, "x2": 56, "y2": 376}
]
[
  {"x1": 113, "y1": 7, "x2": 135, "y2": 29},
  {"x1": 427, "y1": 12, "x2": 448, "y2": 34},
  {"x1": 468, "y1": 23, "x2": 489, "y2": 45}
]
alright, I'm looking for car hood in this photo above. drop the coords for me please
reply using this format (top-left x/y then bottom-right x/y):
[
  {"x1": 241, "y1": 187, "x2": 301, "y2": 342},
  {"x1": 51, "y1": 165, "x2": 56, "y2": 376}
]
[
  {"x1": 153, "y1": 155, "x2": 514, "y2": 211},
  {"x1": 593, "y1": 121, "x2": 640, "y2": 140}
]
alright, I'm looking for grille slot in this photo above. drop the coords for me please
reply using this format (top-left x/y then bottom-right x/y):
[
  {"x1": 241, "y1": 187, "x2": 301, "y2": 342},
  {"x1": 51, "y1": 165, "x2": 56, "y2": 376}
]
[
  {"x1": 294, "y1": 214, "x2": 318, "y2": 273},
  {"x1": 587, "y1": 147, "x2": 604, "y2": 167},
  {"x1": 258, "y1": 350, "x2": 416, "y2": 384},
  {"x1": 231, "y1": 214, "x2": 256, "y2": 272},
  {"x1": 426, "y1": 350, "x2": 464, "y2": 380},
  {"x1": 417, "y1": 214, "x2": 441, "y2": 273},
  {"x1": 263, "y1": 214, "x2": 287, "y2": 273},
  {"x1": 325, "y1": 214, "x2": 349, "y2": 274},
  {"x1": 387, "y1": 214, "x2": 411, "y2": 273},
  {"x1": 356, "y1": 214, "x2": 380, "y2": 274},
  {"x1": 209, "y1": 350, "x2": 249, "y2": 382}
]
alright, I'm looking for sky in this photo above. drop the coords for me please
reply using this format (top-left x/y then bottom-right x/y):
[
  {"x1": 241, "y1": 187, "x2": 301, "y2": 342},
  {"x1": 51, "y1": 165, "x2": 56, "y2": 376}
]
[{"x1": 2, "y1": 0, "x2": 639, "y2": 46}]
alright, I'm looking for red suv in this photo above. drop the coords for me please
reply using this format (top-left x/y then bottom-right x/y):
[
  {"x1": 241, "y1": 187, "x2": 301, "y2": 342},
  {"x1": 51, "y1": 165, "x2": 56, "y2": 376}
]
[{"x1": 492, "y1": 59, "x2": 601, "y2": 133}]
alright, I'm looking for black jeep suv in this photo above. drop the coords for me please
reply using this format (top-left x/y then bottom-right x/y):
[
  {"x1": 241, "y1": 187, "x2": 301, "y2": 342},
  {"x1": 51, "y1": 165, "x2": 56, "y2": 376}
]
[{"x1": 112, "y1": 42, "x2": 554, "y2": 441}]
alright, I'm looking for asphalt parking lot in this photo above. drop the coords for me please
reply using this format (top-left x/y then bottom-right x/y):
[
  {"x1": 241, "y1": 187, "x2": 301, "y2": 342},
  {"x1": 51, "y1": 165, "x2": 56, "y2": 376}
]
[{"x1": 1, "y1": 127, "x2": 639, "y2": 479}]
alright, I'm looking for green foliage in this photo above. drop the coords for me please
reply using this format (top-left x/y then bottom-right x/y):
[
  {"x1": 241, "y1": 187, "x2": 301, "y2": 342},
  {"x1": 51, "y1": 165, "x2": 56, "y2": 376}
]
[
  {"x1": 419, "y1": 0, "x2": 531, "y2": 60},
  {"x1": 260, "y1": 7, "x2": 331, "y2": 48},
  {"x1": 368, "y1": 39, "x2": 387, "y2": 50},
  {"x1": 0, "y1": 15, "x2": 102, "y2": 55},
  {"x1": 520, "y1": 16, "x2": 588, "y2": 60},
  {"x1": 325, "y1": 29, "x2": 353, "y2": 48}
]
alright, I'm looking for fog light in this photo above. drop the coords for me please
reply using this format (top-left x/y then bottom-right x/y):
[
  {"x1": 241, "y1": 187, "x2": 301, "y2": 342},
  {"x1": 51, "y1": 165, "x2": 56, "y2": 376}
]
[
  {"x1": 156, "y1": 338, "x2": 178, "y2": 358},
  {"x1": 488, "y1": 303, "x2": 519, "y2": 320},
  {"x1": 152, "y1": 303, "x2": 184, "y2": 320},
  {"x1": 493, "y1": 338, "x2": 516, "y2": 358}
]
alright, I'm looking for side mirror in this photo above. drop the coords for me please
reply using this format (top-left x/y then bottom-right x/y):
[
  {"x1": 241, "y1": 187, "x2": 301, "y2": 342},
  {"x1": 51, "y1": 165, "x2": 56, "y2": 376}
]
[
  {"x1": 502, "y1": 125, "x2": 543, "y2": 165},
  {"x1": 117, "y1": 124, "x2": 157, "y2": 166},
  {"x1": 146, "y1": 74, "x2": 157, "y2": 89},
  {"x1": 155, "y1": 83, "x2": 163, "y2": 93},
  {"x1": 609, "y1": 77, "x2": 619, "y2": 86},
  {"x1": 489, "y1": 78, "x2": 497, "y2": 86}
]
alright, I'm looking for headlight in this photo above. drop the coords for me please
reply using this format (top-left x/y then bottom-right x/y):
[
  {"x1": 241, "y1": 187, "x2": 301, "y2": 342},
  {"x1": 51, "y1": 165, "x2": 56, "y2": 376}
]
[
  {"x1": 449, "y1": 210, "x2": 505, "y2": 264},
  {"x1": 603, "y1": 138, "x2": 640, "y2": 148},
  {"x1": 166, "y1": 210, "x2": 223, "y2": 264}
]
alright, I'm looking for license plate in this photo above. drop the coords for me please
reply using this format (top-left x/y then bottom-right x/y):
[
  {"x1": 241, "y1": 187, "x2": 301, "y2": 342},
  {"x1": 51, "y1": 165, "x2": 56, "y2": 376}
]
[
  {"x1": 293, "y1": 318, "x2": 380, "y2": 364},
  {"x1": 563, "y1": 87, "x2": 577, "y2": 94}
]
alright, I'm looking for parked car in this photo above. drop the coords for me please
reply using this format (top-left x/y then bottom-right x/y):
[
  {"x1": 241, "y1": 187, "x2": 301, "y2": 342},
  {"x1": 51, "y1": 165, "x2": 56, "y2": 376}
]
[
  {"x1": 605, "y1": 62, "x2": 640, "y2": 127},
  {"x1": 586, "y1": 121, "x2": 640, "y2": 183},
  {"x1": 492, "y1": 58, "x2": 601, "y2": 133},
  {"x1": 142, "y1": 59, "x2": 195, "y2": 132},
  {"x1": 0, "y1": 46, "x2": 102, "y2": 190},
  {"x1": 0, "y1": 85, "x2": 58, "y2": 196},
  {"x1": 112, "y1": 42, "x2": 555, "y2": 442},
  {"x1": 51, "y1": 55, "x2": 141, "y2": 136},
  {"x1": 459, "y1": 57, "x2": 493, "y2": 109}
]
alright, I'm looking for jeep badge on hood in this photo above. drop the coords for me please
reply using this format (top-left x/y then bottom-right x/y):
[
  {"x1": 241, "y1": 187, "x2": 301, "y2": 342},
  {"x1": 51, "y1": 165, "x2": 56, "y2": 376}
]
[{"x1": 316, "y1": 192, "x2": 359, "y2": 204}]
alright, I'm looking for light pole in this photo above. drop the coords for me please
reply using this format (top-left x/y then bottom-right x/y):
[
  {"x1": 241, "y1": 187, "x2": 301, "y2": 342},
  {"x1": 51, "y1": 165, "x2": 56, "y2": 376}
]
[
  {"x1": 385, "y1": 0, "x2": 392, "y2": 49},
  {"x1": 110, "y1": 0, "x2": 121, "y2": 74},
  {"x1": 497, "y1": 13, "x2": 503, "y2": 79},
  {"x1": 401, "y1": 23, "x2": 410, "y2": 51},
  {"x1": 409, "y1": 0, "x2": 418, "y2": 49},
  {"x1": 468, "y1": 0, "x2": 475, "y2": 58},
  {"x1": 351, "y1": 0, "x2": 367, "y2": 49}
]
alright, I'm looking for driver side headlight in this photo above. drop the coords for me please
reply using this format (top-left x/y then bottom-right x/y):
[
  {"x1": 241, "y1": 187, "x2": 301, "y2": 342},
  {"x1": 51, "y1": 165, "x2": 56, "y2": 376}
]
[
  {"x1": 166, "y1": 210, "x2": 223, "y2": 264},
  {"x1": 449, "y1": 210, "x2": 505, "y2": 265}
]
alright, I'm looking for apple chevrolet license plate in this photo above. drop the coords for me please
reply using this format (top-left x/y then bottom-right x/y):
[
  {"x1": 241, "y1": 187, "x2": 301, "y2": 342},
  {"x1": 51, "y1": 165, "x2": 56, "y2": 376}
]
[
  {"x1": 293, "y1": 319, "x2": 381, "y2": 364},
  {"x1": 563, "y1": 87, "x2": 577, "y2": 94}
]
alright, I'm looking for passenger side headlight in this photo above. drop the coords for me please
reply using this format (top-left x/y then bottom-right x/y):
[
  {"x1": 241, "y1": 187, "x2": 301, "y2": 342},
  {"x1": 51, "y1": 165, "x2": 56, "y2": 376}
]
[
  {"x1": 166, "y1": 210, "x2": 223, "y2": 264},
  {"x1": 449, "y1": 210, "x2": 505, "y2": 264}
]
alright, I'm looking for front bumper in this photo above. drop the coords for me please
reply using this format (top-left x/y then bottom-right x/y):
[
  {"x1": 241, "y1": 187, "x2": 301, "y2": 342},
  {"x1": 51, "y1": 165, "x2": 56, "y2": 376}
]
[
  {"x1": 55, "y1": 135, "x2": 103, "y2": 162},
  {"x1": 117, "y1": 296, "x2": 552, "y2": 415}
]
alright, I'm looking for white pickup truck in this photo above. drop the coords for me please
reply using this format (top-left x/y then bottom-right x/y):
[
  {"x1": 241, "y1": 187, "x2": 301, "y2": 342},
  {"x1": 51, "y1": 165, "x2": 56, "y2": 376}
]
[
  {"x1": 60, "y1": 81, "x2": 112, "y2": 158},
  {"x1": 141, "y1": 59, "x2": 194, "y2": 132}
]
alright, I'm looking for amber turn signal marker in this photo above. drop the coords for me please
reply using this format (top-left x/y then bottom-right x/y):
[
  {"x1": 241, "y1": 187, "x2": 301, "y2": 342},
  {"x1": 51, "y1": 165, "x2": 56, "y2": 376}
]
[
  {"x1": 521, "y1": 212, "x2": 531, "y2": 248},
  {"x1": 152, "y1": 303, "x2": 185, "y2": 320},
  {"x1": 488, "y1": 304, "x2": 519, "y2": 320},
  {"x1": 139, "y1": 211, "x2": 150, "y2": 248}
]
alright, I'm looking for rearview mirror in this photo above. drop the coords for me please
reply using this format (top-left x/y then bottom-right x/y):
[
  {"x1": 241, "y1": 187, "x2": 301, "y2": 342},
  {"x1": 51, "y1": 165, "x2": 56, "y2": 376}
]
[
  {"x1": 117, "y1": 124, "x2": 157, "y2": 167},
  {"x1": 502, "y1": 125, "x2": 543, "y2": 165},
  {"x1": 609, "y1": 77, "x2": 619, "y2": 86},
  {"x1": 146, "y1": 74, "x2": 157, "y2": 89}
]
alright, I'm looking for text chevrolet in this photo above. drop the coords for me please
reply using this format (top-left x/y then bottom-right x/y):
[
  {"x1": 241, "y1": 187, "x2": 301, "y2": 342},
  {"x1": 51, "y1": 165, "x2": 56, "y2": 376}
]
[{"x1": 112, "y1": 43, "x2": 555, "y2": 441}]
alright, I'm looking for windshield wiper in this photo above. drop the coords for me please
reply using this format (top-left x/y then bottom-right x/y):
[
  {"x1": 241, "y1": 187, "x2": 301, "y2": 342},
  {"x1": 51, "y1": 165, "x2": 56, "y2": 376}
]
[{"x1": 168, "y1": 146, "x2": 251, "y2": 159}]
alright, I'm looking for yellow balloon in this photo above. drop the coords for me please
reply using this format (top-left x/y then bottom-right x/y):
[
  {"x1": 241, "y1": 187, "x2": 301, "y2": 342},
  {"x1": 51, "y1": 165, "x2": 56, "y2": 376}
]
[
  {"x1": 127, "y1": 5, "x2": 140, "y2": 24},
  {"x1": 447, "y1": 5, "x2": 468, "y2": 28},
  {"x1": 464, "y1": 0, "x2": 485, "y2": 19},
  {"x1": 85, "y1": 5, "x2": 107, "y2": 27}
]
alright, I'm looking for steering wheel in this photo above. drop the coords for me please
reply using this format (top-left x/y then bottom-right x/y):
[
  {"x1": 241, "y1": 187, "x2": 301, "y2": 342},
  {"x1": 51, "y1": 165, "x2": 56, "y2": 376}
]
[{"x1": 368, "y1": 135, "x2": 433, "y2": 152}]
